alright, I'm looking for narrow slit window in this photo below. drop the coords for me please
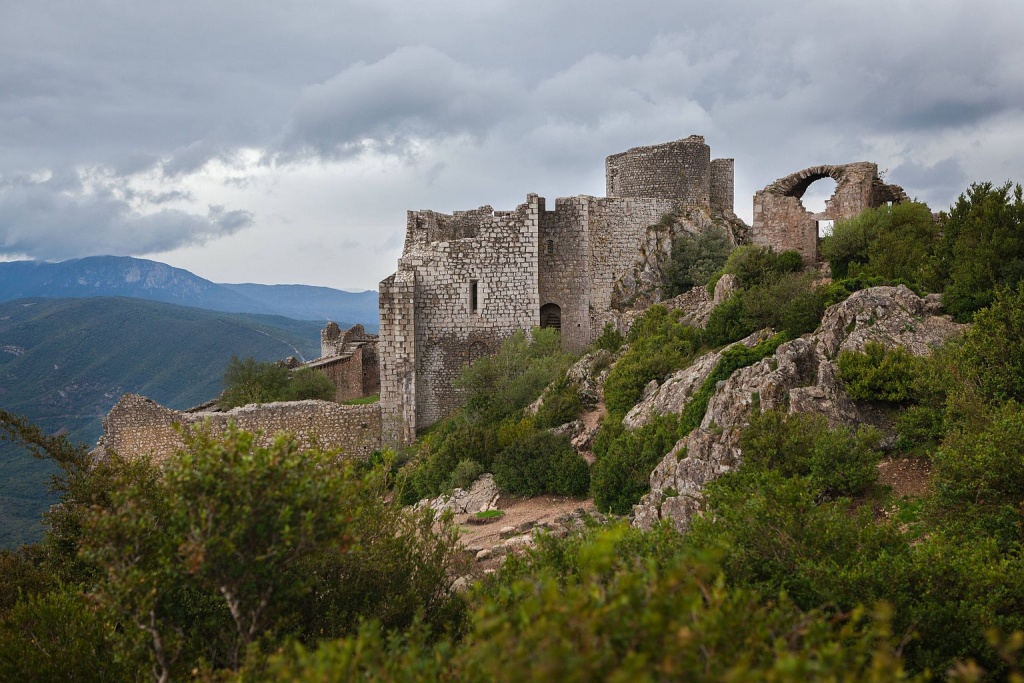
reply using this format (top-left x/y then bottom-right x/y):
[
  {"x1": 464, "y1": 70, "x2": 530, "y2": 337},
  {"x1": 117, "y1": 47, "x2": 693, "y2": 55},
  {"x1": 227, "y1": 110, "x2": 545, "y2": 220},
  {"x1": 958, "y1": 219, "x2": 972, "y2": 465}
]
[
  {"x1": 470, "y1": 280, "x2": 479, "y2": 313},
  {"x1": 546, "y1": 239, "x2": 554, "y2": 255}
]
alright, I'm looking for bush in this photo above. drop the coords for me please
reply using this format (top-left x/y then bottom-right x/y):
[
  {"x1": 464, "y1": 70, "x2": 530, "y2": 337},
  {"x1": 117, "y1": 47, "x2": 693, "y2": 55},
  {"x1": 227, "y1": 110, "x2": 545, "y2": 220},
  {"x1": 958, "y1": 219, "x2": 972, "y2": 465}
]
[
  {"x1": 821, "y1": 202, "x2": 938, "y2": 285},
  {"x1": 837, "y1": 341, "x2": 926, "y2": 403},
  {"x1": 740, "y1": 408, "x2": 882, "y2": 499},
  {"x1": 603, "y1": 307, "x2": 703, "y2": 417},
  {"x1": 934, "y1": 182, "x2": 1024, "y2": 321},
  {"x1": 592, "y1": 322, "x2": 624, "y2": 354},
  {"x1": 703, "y1": 272, "x2": 827, "y2": 347},
  {"x1": 662, "y1": 225, "x2": 734, "y2": 297},
  {"x1": 450, "y1": 459, "x2": 484, "y2": 490},
  {"x1": 285, "y1": 367, "x2": 337, "y2": 401},
  {"x1": 457, "y1": 328, "x2": 574, "y2": 424},
  {"x1": 492, "y1": 431, "x2": 587, "y2": 497},
  {"x1": 591, "y1": 416, "x2": 681, "y2": 515},
  {"x1": 533, "y1": 381, "x2": 583, "y2": 429}
]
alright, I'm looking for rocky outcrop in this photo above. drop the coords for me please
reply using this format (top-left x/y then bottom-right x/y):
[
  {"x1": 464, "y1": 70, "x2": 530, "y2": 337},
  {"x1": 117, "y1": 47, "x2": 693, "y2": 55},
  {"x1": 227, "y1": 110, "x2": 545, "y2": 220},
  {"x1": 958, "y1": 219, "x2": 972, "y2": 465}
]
[
  {"x1": 622, "y1": 327, "x2": 767, "y2": 430},
  {"x1": 417, "y1": 474, "x2": 499, "y2": 516},
  {"x1": 632, "y1": 286, "x2": 964, "y2": 532}
]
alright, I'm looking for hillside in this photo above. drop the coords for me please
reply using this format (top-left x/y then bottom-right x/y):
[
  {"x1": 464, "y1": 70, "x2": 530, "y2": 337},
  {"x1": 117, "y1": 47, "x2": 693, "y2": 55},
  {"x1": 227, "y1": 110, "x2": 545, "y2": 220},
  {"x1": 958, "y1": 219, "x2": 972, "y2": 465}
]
[
  {"x1": 0, "y1": 296, "x2": 324, "y2": 548},
  {"x1": 0, "y1": 256, "x2": 379, "y2": 329}
]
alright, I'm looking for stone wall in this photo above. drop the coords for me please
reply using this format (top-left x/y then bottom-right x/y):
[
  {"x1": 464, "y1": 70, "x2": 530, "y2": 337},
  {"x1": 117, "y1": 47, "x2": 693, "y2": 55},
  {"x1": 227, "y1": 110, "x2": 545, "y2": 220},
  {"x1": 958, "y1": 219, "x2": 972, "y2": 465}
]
[
  {"x1": 309, "y1": 322, "x2": 379, "y2": 402},
  {"x1": 752, "y1": 162, "x2": 908, "y2": 264},
  {"x1": 98, "y1": 393, "x2": 382, "y2": 463},
  {"x1": 385, "y1": 195, "x2": 541, "y2": 433},
  {"x1": 378, "y1": 270, "x2": 417, "y2": 445},
  {"x1": 709, "y1": 158, "x2": 735, "y2": 214},
  {"x1": 605, "y1": 135, "x2": 712, "y2": 209}
]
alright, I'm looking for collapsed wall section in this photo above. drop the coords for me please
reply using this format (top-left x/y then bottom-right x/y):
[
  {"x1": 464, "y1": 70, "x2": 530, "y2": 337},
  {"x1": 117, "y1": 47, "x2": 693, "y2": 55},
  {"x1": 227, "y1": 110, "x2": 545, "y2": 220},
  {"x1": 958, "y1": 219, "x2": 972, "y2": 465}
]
[
  {"x1": 98, "y1": 394, "x2": 382, "y2": 463},
  {"x1": 752, "y1": 162, "x2": 908, "y2": 264}
]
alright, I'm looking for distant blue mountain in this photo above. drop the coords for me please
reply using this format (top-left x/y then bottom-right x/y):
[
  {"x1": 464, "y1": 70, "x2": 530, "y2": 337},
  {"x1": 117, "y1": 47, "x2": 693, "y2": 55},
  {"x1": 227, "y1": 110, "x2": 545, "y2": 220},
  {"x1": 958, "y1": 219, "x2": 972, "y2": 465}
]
[{"x1": 0, "y1": 256, "x2": 379, "y2": 330}]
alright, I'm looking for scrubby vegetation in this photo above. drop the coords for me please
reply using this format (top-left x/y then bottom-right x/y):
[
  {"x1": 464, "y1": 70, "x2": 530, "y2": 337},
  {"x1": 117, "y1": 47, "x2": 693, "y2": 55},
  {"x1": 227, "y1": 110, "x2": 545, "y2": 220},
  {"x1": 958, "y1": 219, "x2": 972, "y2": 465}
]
[
  {"x1": 5, "y1": 182, "x2": 1024, "y2": 680},
  {"x1": 219, "y1": 355, "x2": 336, "y2": 408}
]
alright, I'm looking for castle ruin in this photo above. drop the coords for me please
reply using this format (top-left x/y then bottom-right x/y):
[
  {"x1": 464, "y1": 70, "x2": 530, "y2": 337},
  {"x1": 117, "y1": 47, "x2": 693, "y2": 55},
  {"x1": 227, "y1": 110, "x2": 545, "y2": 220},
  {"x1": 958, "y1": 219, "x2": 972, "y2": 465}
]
[
  {"x1": 98, "y1": 134, "x2": 909, "y2": 459},
  {"x1": 379, "y1": 135, "x2": 741, "y2": 444}
]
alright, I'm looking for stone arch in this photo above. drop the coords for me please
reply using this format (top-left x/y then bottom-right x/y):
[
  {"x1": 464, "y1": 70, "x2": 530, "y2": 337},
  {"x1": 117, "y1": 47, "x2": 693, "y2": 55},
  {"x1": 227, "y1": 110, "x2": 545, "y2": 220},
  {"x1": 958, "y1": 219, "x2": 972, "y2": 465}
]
[
  {"x1": 540, "y1": 303, "x2": 562, "y2": 330},
  {"x1": 752, "y1": 162, "x2": 908, "y2": 265}
]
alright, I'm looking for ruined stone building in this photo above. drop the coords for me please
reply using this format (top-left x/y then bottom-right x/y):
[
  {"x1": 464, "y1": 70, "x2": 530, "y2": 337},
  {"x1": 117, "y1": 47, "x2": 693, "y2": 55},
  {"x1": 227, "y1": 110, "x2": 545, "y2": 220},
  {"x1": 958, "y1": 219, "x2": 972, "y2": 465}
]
[
  {"x1": 300, "y1": 323, "x2": 379, "y2": 402},
  {"x1": 98, "y1": 133, "x2": 909, "y2": 460},
  {"x1": 379, "y1": 135, "x2": 742, "y2": 444},
  {"x1": 752, "y1": 163, "x2": 908, "y2": 264}
]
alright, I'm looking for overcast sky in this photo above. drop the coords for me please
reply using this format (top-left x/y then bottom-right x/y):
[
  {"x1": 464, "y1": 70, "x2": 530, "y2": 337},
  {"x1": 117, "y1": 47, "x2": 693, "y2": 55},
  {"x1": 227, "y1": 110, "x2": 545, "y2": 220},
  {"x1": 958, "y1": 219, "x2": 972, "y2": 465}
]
[{"x1": 1, "y1": 1, "x2": 1021, "y2": 291}]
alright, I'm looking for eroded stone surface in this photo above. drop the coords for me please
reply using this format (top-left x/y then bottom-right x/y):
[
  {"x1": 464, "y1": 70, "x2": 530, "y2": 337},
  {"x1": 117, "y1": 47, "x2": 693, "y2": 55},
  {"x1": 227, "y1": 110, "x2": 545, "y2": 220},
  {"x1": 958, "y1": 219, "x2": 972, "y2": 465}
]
[{"x1": 633, "y1": 286, "x2": 964, "y2": 532}]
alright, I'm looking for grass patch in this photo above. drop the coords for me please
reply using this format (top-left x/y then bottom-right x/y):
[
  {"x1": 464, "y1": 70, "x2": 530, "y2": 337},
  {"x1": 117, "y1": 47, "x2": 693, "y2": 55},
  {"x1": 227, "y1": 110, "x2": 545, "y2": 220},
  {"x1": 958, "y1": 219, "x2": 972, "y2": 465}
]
[{"x1": 342, "y1": 393, "x2": 380, "y2": 405}]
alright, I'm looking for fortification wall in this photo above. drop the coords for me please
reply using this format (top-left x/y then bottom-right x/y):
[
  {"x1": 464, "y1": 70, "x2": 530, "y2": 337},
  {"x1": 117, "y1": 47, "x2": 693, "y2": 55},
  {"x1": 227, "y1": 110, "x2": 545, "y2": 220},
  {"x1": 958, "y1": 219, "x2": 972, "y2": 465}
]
[
  {"x1": 389, "y1": 195, "x2": 541, "y2": 432},
  {"x1": 538, "y1": 197, "x2": 591, "y2": 351},
  {"x1": 605, "y1": 135, "x2": 712, "y2": 210},
  {"x1": 710, "y1": 158, "x2": 735, "y2": 213},
  {"x1": 99, "y1": 394, "x2": 382, "y2": 463},
  {"x1": 379, "y1": 270, "x2": 417, "y2": 445}
]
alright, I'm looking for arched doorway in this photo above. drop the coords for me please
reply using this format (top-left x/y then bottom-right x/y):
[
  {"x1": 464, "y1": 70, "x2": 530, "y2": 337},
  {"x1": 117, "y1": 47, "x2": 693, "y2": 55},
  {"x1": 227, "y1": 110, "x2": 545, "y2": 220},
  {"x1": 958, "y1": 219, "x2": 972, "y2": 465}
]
[{"x1": 540, "y1": 303, "x2": 561, "y2": 330}]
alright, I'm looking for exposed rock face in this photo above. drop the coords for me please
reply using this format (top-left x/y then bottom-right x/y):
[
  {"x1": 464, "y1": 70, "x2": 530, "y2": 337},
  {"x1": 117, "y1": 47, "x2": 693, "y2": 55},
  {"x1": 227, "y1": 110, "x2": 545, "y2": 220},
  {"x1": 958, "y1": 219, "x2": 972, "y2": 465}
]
[
  {"x1": 417, "y1": 474, "x2": 499, "y2": 516},
  {"x1": 622, "y1": 328, "x2": 767, "y2": 430},
  {"x1": 632, "y1": 286, "x2": 964, "y2": 532},
  {"x1": 610, "y1": 273, "x2": 739, "y2": 339}
]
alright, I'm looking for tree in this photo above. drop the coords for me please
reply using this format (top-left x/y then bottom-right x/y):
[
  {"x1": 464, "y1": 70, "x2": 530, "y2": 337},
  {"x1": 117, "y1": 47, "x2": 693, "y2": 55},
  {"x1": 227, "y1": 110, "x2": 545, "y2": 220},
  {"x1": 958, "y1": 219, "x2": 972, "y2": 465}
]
[
  {"x1": 935, "y1": 182, "x2": 1024, "y2": 320},
  {"x1": 219, "y1": 357, "x2": 337, "y2": 408},
  {"x1": 662, "y1": 226, "x2": 734, "y2": 297}
]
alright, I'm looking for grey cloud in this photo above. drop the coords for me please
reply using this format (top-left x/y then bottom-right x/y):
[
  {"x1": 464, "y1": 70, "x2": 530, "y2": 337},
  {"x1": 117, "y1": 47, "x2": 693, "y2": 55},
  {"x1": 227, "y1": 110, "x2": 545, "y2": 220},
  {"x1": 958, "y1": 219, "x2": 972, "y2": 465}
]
[
  {"x1": 280, "y1": 45, "x2": 525, "y2": 157},
  {"x1": 0, "y1": 172, "x2": 253, "y2": 260},
  {"x1": 889, "y1": 158, "x2": 969, "y2": 210}
]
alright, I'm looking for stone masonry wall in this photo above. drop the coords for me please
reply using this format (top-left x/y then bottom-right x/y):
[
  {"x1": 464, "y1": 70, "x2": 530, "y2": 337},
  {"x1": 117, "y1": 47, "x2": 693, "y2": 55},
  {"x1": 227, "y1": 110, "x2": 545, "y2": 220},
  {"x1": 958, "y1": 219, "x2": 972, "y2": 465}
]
[
  {"x1": 538, "y1": 197, "x2": 591, "y2": 351},
  {"x1": 605, "y1": 135, "x2": 712, "y2": 210},
  {"x1": 387, "y1": 195, "x2": 541, "y2": 432},
  {"x1": 379, "y1": 270, "x2": 417, "y2": 445},
  {"x1": 752, "y1": 162, "x2": 908, "y2": 264},
  {"x1": 99, "y1": 393, "x2": 382, "y2": 463},
  {"x1": 709, "y1": 158, "x2": 735, "y2": 214}
]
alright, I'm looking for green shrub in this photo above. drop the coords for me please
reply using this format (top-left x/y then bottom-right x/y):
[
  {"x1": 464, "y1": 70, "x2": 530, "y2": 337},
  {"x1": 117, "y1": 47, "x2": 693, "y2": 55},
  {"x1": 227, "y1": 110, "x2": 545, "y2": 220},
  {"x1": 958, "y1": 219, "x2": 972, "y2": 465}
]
[
  {"x1": 662, "y1": 225, "x2": 734, "y2": 297},
  {"x1": 457, "y1": 328, "x2": 574, "y2": 424},
  {"x1": 740, "y1": 408, "x2": 882, "y2": 499},
  {"x1": 592, "y1": 322, "x2": 625, "y2": 354},
  {"x1": 703, "y1": 273, "x2": 826, "y2": 347},
  {"x1": 533, "y1": 381, "x2": 583, "y2": 429},
  {"x1": 837, "y1": 341, "x2": 926, "y2": 403},
  {"x1": 775, "y1": 249, "x2": 804, "y2": 274},
  {"x1": 450, "y1": 459, "x2": 484, "y2": 490},
  {"x1": 821, "y1": 201, "x2": 938, "y2": 285},
  {"x1": 548, "y1": 447, "x2": 591, "y2": 497},
  {"x1": 493, "y1": 431, "x2": 585, "y2": 497},
  {"x1": 603, "y1": 307, "x2": 703, "y2": 417},
  {"x1": 590, "y1": 416, "x2": 679, "y2": 514},
  {"x1": 721, "y1": 244, "x2": 782, "y2": 288},
  {"x1": 285, "y1": 367, "x2": 337, "y2": 401}
]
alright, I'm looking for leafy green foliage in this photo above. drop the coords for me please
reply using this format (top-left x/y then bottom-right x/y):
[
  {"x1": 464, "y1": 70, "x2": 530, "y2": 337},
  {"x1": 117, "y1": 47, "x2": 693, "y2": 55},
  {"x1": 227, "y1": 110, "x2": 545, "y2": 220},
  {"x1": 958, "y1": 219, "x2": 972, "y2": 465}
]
[
  {"x1": 493, "y1": 431, "x2": 589, "y2": 497},
  {"x1": 456, "y1": 328, "x2": 573, "y2": 425},
  {"x1": 821, "y1": 201, "x2": 938, "y2": 284},
  {"x1": 603, "y1": 306, "x2": 703, "y2": 417},
  {"x1": 703, "y1": 272, "x2": 827, "y2": 346},
  {"x1": 929, "y1": 401, "x2": 1024, "y2": 551},
  {"x1": 219, "y1": 357, "x2": 336, "y2": 409},
  {"x1": 950, "y1": 283, "x2": 1024, "y2": 405},
  {"x1": 662, "y1": 225, "x2": 734, "y2": 297},
  {"x1": 533, "y1": 380, "x2": 583, "y2": 429},
  {"x1": 591, "y1": 322, "x2": 624, "y2": 354},
  {"x1": 838, "y1": 341, "x2": 926, "y2": 403},
  {"x1": 935, "y1": 182, "x2": 1024, "y2": 321}
]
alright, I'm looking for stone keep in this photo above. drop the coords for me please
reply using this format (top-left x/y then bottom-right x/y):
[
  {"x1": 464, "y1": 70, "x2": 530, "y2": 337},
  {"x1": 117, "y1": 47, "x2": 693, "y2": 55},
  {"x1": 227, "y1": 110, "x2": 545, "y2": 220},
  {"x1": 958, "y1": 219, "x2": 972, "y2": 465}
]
[{"x1": 380, "y1": 135, "x2": 738, "y2": 445}]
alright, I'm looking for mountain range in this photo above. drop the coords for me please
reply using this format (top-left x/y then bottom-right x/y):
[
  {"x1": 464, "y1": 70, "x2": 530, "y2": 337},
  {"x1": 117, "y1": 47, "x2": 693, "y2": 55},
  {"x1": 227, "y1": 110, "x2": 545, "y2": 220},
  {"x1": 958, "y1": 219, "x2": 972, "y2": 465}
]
[
  {"x1": 0, "y1": 256, "x2": 379, "y2": 330},
  {"x1": 0, "y1": 256, "x2": 381, "y2": 549}
]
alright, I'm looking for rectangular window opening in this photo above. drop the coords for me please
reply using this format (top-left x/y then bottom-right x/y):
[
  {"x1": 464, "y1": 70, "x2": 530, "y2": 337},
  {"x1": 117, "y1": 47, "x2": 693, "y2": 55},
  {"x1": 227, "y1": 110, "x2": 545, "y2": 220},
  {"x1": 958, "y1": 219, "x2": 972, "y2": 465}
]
[{"x1": 470, "y1": 280, "x2": 479, "y2": 313}]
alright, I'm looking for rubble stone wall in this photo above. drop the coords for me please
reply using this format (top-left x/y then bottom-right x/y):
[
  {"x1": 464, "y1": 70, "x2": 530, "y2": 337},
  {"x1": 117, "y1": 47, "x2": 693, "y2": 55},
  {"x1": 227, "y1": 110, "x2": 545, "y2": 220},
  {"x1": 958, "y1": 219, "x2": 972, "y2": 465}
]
[{"x1": 99, "y1": 394, "x2": 382, "y2": 463}]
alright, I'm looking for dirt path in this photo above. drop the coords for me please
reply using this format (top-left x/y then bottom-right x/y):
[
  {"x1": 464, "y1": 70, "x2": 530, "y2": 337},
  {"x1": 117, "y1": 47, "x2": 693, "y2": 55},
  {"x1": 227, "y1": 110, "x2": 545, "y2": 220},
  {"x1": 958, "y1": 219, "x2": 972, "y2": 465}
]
[{"x1": 455, "y1": 494, "x2": 595, "y2": 550}]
